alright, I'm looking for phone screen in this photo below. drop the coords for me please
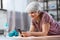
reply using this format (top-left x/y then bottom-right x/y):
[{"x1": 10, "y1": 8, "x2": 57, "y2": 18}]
[{"x1": 17, "y1": 29, "x2": 23, "y2": 37}]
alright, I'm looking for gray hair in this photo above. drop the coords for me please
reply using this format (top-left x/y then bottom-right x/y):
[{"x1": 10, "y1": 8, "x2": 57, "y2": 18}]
[{"x1": 26, "y1": 1, "x2": 43, "y2": 13}]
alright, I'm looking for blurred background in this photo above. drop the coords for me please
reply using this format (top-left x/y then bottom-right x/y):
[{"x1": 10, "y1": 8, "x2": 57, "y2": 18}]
[{"x1": 0, "y1": 0, "x2": 60, "y2": 36}]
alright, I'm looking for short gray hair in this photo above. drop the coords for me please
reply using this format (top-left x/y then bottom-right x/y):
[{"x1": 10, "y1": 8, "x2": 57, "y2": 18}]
[{"x1": 26, "y1": 1, "x2": 43, "y2": 13}]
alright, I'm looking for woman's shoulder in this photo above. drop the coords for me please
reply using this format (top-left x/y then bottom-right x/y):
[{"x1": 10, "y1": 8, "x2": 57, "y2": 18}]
[
  {"x1": 41, "y1": 11, "x2": 54, "y2": 22},
  {"x1": 42, "y1": 11, "x2": 52, "y2": 18}
]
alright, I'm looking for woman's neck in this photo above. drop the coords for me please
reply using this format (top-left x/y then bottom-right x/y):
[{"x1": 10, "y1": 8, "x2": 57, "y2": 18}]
[{"x1": 35, "y1": 16, "x2": 40, "y2": 23}]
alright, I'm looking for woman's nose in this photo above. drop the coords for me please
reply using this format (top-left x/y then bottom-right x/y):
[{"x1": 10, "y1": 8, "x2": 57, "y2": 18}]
[
  {"x1": 31, "y1": 14, "x2": 34, "y2": 16},
  {"x1": 29, "y1": 13, "x2": 35, "y2": 17}
]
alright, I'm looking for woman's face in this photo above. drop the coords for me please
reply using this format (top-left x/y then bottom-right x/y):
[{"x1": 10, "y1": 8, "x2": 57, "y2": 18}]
[{"x1": 28, "y1": 11, "x2": 39, "y2": 20}]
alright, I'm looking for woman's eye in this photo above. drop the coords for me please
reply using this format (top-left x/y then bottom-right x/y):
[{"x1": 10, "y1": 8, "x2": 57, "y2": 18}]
[
  {"x1": 31, "y1": 12, "x2": 34, "y2": 13},
  {"x1": 31, "y1": 12, "x2": 34, "y2": 14}
]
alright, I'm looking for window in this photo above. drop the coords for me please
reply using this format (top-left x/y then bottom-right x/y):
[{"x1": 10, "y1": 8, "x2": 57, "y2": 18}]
[
  {"x1": 3, "y1": 0, "x2": 27, "y2": 12},
  {"x1": 43, "y1": 0, "x2": 60, "y2": 21},
  {"x1": 0, "y1": 0, "x2": 3, "y2": 9}
]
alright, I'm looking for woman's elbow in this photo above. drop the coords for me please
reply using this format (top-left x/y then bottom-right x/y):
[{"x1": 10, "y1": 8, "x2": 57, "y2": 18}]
[
  {"x1": 43, "y1": 34, "x2": 48, "y2": 36},
  {"x1": 42, "y1": 32, "x2": 48, "y2": 36}
]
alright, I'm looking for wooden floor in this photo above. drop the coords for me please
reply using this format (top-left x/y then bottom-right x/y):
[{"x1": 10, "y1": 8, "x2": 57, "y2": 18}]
[
  {"x1": 29, "y1": 36, "x2": 60, "y2": 40},
  {"x1": 1, "y1": 35, "x2": 60, "y2": 40},
  {"x1": 19, "y1": 35, "x2": 60, "y2": 40}
]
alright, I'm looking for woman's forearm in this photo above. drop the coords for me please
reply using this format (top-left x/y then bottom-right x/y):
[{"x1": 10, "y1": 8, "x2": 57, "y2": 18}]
[{"x1": 30, "y1": 32, "x2": 47, "y2": 36}]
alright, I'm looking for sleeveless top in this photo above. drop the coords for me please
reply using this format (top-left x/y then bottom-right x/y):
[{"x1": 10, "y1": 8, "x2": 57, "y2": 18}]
[{"x1": 32, "y1": 11, "x2": 60, "y2": 35}]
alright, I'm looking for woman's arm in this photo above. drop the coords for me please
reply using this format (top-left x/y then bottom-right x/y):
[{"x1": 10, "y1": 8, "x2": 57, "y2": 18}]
[
  {"x1": 21, "y1": 24, "x2": 35, "y2": 37},
  {"x1": 30, "y1": 23, "x2": 50, "y2": 36},
  {"x1": 21, "y1": 23, "x2": 50, "y2": 37},
  {"x1": 29, "y1": 24, "x2": 35, "y2": 32}
]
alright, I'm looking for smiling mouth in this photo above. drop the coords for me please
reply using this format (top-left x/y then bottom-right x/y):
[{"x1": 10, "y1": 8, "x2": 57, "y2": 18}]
[{"x1": 31, "y1": 16, "x2": 34, "y2": 18}]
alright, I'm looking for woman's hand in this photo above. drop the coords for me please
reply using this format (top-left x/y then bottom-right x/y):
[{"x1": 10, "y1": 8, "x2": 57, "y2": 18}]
[{"x1": 21, "y1": 32, "x2": 31, "y2": 37}]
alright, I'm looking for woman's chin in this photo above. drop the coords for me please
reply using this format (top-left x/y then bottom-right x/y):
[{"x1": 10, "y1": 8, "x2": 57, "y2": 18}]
[{"x1": 32, "y1": 18, "x2": 35, "y2": 20}]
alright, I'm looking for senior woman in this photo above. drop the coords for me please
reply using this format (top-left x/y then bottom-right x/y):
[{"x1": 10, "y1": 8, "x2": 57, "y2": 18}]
[{"x1": 21, "y1": 1, "x2": 60, "y2": 37}]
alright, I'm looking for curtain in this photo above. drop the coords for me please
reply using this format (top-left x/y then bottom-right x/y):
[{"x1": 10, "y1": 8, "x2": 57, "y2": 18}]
[{"x1": 7, "y1": 11, "x2": 31, "y2": 32}]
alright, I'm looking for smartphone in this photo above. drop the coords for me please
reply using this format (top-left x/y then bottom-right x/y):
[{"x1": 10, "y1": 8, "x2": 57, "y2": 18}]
[{"x1": 17, "y1": 29, "x2": 23, "y2": 37}]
